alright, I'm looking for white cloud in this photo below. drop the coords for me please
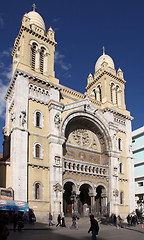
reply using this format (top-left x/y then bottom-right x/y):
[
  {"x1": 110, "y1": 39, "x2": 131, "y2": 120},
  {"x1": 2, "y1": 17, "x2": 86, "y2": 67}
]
[
  {"x1": 0, "y1": 47, "x2": 12, "y2": 58},
  {"x1": 52, "y1": 18, "x2": 60, "y2": 23},
  {"x1": 55, "y1": 51, "x2": 72, "y2": 71},
  {"x1": 1, "y1": 64, "x2": 12, "y2": 81},
  {"x1": 0, "y1": 79, "x2": 8, "y2": 118},
  {"x1": 0, "y1": 63, "x2": 12, "y2": 119}
]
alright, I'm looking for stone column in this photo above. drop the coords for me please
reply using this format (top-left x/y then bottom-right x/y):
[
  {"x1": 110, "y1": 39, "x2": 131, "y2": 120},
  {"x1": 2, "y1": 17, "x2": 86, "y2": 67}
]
[
  {"x1": 108, "y1": 152, "x2": 119, "y2": 216},
  {"x1": 48, "y1": 98, "x2": 65, "y2": 220}
]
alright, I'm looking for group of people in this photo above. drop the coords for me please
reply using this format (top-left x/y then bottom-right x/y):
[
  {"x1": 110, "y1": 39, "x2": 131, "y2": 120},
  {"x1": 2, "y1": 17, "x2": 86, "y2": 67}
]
[
  {"x1": 49, "y1": 212, "x2": 66, "y2": 227},
  {"x1": 126, "y1": 214, "x2": 139, "y2": 226}
]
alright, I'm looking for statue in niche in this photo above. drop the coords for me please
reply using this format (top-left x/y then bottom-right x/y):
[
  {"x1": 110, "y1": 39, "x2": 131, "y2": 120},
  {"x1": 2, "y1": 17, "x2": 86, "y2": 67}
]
[
  {"x1": 19, "y1": 110, "x2": 26, "y2": 127},
  {"x1": 53, "y1": 183, "x2": 62, "y2": 197},
  {"x1": 11, "y1": 112, "x2": 15, "y2": 123},
  {"x1": 113, "y1": 189, "x2": 119, "y2": 197},
  {"x1": 54, "y1": 113, "x2": 61, "y2": 128}
]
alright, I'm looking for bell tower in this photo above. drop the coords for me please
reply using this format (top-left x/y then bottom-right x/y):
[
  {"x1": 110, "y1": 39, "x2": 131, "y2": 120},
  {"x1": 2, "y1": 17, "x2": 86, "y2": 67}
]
[
  {"x1": 86, "y1": 48, "x2": 126, "y2": 110},
  {"x1": 11, "y1": 6, "x2": 57, "y2": 83}
]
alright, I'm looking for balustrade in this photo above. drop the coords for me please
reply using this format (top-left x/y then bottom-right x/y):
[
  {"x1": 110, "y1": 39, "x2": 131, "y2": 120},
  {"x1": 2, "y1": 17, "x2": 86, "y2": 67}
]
[{"x1": 63, "y1": 158, "x2": 108, "y2": 178}]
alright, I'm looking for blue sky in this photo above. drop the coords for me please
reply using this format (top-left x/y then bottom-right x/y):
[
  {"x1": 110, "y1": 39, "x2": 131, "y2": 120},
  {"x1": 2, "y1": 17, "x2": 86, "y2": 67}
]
[{"x1": 0, "y1": 0, "x2": 144, "y2": 153}]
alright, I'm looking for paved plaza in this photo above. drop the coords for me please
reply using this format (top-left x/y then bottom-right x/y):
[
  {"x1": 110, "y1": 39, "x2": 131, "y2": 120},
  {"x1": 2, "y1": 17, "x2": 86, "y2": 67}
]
[{"x1": 6, "y1": 218, "x2": 144, "y2": 240}]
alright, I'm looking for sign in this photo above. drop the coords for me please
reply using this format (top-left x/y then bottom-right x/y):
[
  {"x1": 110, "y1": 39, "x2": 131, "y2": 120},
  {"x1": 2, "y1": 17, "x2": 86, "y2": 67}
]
[{"x1": 0, "y1": 200, "x2": 29, "y2": 212}]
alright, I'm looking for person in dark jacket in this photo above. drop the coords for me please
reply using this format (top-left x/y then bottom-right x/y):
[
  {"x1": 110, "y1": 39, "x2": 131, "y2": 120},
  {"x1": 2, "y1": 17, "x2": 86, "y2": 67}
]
[{"x1": 88, "y1": 214, "x2": 99, "y2": 240}]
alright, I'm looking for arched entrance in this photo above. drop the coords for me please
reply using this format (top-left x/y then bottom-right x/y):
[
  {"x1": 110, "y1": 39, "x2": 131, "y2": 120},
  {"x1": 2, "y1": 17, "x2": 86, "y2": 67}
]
[
  {"x1": 62, "y1": 111, "x2": 111, "y2": 217},
  {"x1": 79, "y1": 184, "x2": 91, "y2": 216},
  {"x1": 63, "y1": 181, "x2": 75, "y2": 216},
  {"x1": 95, "y1": 185, "x2": 107, "y2": 216}
]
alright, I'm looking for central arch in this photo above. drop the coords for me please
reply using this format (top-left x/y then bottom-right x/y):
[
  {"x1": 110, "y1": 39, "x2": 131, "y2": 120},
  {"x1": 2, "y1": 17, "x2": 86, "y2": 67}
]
[{"x1": 61, "y1": 109, "x2": 111, "y2": 217}]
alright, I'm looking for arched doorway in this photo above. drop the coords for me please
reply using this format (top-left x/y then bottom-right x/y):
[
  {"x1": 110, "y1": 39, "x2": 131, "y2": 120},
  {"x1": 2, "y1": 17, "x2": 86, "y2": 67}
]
[
  {"x1": 95, "y1": 185, "x2": 107, "y2": 216},
  {"x1": 63, "y1": 181, "x2": 76, "y2": 216},
  {"x1": 79, "y1": 184, "x2": 91, "y2": 216}
]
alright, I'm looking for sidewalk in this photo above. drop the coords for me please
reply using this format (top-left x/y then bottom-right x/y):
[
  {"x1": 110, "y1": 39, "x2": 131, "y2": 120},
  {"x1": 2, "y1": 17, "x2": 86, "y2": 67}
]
[{"x1": 8, "y1": 217, "x2": 144, "y2": 234}]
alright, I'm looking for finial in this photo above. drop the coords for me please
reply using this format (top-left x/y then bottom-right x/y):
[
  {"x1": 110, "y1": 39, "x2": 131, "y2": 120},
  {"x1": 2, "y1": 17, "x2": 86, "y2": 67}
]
[
  {"x1": 32, "y1": 3, "x2": 37, "y2": 11},
  {"x1": 102, "y1": 46, "x2": 105, "y2": 55}
]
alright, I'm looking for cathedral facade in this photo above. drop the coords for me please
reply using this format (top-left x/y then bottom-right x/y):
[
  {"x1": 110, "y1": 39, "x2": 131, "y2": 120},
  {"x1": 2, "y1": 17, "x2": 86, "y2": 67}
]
[{"x1": 2, "y1": 8, "x2": 135, "y2": 221}]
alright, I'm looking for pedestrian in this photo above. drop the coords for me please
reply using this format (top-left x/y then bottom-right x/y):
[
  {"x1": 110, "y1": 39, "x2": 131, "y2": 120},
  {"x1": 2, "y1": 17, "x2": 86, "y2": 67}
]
[
  {"x1": 49, "y1": 212, "x2": 54, "y2": 226},
  {"x1": 126, "y1": 214, "x2": 130, "y2": 226},
  {"x1": 61, "y1": 216, "x2": 66, "y2": 227},
  {"x1": 56, "y1": 214, "x2": 61, "y2": 227},
  {"x1": 0, "y1": 213, "x2": 9, "y2": 240},
  {"x1": 71, "y1": 213, "x2": 78, "y2": 229},
  {"x1": 88, "y1": 214, "x2": 99, "y2": 240},
  {"x1": 116, "y1": 215, "x2": 122, "y2": 228},
  {"x1": 13, "y1": 213, "x2": 18, "y2": 232},
  {"x1": 113, "y1": 214, "x2": 116, "y2": 226}
]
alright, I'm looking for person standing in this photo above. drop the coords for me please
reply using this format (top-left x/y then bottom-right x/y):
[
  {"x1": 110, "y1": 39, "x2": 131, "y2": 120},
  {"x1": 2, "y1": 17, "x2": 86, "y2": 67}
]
[
  {"x1": 56, "y1": 214, "x2": 61, "y2": 227},
  {"x1": 88, "y1": 214, "x2": 99, "y2": 240},
  {"x1": 48, "y1": 212, "x2": 54, "y2": 226}
]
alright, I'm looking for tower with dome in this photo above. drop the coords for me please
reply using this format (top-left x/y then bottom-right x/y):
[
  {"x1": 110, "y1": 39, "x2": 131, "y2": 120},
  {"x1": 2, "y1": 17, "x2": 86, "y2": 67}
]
[{"x1": 2, "y1": 7, "x2": 135, "y2": 221}]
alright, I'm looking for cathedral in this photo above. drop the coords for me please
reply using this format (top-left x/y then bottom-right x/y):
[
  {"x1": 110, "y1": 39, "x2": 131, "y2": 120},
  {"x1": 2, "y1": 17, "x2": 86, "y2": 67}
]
[{"x1": 2, "y1": 7, "x2": 135, "y2": 221}]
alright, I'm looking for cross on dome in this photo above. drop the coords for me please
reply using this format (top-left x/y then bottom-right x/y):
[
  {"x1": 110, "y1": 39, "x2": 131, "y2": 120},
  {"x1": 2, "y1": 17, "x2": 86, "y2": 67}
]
[
  {"x1": 102, "y1": 46, "x2": 105, "y2": 55},
  {"x1": 32, "y1": 3, "x2": 37, "y2": 11}
]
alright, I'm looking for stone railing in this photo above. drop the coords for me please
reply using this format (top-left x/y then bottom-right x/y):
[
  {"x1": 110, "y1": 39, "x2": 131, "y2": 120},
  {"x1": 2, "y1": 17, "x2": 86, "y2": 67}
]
[{"x1": 63, "y1": 157, "x2": 109, "y2": 179}]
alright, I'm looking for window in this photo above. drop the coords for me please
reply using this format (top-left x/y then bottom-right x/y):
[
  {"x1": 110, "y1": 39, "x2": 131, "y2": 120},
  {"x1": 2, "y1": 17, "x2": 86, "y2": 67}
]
[
  {"x1": 40, "y1": 47, "x2": 45, "y2": 74},
  {"x1": 93, "y1": 89, "x2": 97, "y2": 100},
  {"x1": 35, "y1": 144, "x2": 40, "y2": 158},
  {"x1": 35, "y1": 183, "x2": 40, "y2": 199},
  {"x1": 110, "y1": 83, "x2": 114, "y2": 103},
  {"x1": 34, "y1": 182, "x2": 43, "y2": 200},
  {"x1": 120, "y1": 191, "x2": 124, "y2": 204},
  {"x1": 119, "y1": 162, "x2": 124, "y2": 174},
  {"x1": 98, "y1": 85, "x2": 102, "y2": 102},
  {"x1": 31, "y1": 43, "x2": 37, "y2": 70},
  {"x1": 33, "y1": 110, "x2": 44, "y2": 128},
  {"x1": 138, "y1": 182, "x2": 143, "y2": 187},
  {"x1": 118, "y1": 138, "x2": 122, "y2": 151},
  {"x1": 36, "y1": 112, "x2": 41, "y2": 127}
]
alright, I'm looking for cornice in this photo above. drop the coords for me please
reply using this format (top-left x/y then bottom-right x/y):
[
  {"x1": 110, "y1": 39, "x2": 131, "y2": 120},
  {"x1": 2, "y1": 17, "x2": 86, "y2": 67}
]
[
  {"x1": 12, "y1": 25, "x2": 57, "y2": 56},
  {"x1": 48, "y1": 99, "x2": 64, "y2": 111},
  {"x1": 5, "y1": 68, "x2": 62, "y2": 100},
  {"x1": 28, "y1": 162, "x2": 49, "y2": 170},
  {"x1": 86, "y1": 70, "x2": 126, "y2": 90},
  {"x1": 61, "y1": 85, "x2": 84, "y2": 100},
  {"x1": 103, "y1": 107, "x2": 133, "y2": 120}
]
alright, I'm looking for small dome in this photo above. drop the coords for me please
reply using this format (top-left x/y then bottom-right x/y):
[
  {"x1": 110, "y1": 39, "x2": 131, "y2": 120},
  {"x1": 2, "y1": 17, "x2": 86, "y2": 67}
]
[
  {"x1": 95, "y1": 53, "x2": 115, "y2": 73},
  {"x1": 26, "y1": 11, "x2": 46, "y2": 31}
]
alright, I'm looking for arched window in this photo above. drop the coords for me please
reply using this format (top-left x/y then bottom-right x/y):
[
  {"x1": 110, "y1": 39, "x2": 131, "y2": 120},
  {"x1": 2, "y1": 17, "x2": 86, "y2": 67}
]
[
  {"x1": 98, "y1": 85, "x2": 102, "y2": 102},
  {"x1": 120, "y1": 191, "x2": 124, "y2": 204},
  {"x1": 35, "y1": 183, "x2": 40, "y2": 199},
  {"x1": 40, "y1": 47, "x2": 45, "y2": 74},
  {"x1": 93, "y1": 89, "x2": 97, "y2": 100},
  {"x1": 31, "y1": 43, "x2": 37, "y2": 70},
  {"x1": 35, "y1": 144, "x2": 40, "y2": 158},
  {"x1": 118, "y1": 138, "x2": 122, "y2": 151},
  {"x1": 110, "y1": 83, "x2": 114, "y2": 103},
  {"x1": 33, "y1": 110, "x2": 44, "y2": 128},
  {"x1": 119, "y1": 162, "x2": 124, "y2": 174},
  {"x1": 36, "y1": 112, "x2": 41, "y2": 127},
  {"x1": 116, "y1": 85, "x2": 119, "y2": 105}
]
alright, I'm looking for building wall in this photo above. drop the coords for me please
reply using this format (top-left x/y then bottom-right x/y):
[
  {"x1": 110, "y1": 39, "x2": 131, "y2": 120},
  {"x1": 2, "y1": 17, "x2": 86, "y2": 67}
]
[{"x1": 132, "y1": 126, "x2": 144, "y2": 211}]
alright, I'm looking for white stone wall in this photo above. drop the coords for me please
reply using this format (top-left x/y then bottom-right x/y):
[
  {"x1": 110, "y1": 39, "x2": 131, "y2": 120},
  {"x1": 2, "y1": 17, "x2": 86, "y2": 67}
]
[{"x1": 10, "y1": 75, "x2": 29, "y2": 202}]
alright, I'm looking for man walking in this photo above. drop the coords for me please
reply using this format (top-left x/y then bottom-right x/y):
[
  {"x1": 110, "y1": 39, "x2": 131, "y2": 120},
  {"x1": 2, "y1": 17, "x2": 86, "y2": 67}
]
[{"x1": 88, "y1": 214, "x2": 99, "y2": 240}]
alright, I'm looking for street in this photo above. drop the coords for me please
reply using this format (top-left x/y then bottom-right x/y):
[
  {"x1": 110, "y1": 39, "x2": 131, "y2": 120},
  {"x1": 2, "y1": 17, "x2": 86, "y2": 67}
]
[{"x1": 6, "y1": 218, "x2": 144, "y2": 240}]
